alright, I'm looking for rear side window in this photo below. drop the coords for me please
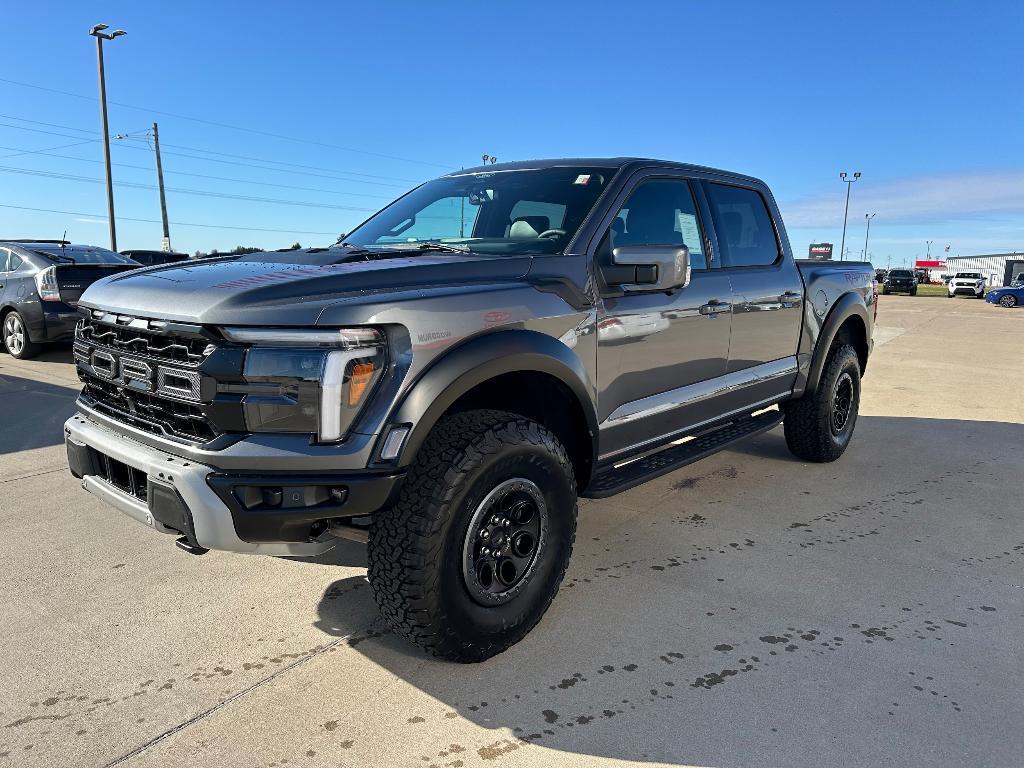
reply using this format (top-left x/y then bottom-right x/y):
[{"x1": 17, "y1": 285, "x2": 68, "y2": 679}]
[
  {"x1": 8, "y1": 253, "x2": 24, "y2": 271},
  {"x1": 0, "y1": 248, "x2": 9, "y2": 272},
  {"x1": 706, "y1": 183, "x2": 780, "y2": 267}
]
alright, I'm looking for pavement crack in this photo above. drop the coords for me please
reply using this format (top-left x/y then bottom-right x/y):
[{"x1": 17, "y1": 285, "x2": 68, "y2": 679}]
[
  {"x1": 101, "y1": 622, "x2": 382, "y2": 768},
  {"x1": 0, "y1": 467, "x2": 67, "y2": 484}
]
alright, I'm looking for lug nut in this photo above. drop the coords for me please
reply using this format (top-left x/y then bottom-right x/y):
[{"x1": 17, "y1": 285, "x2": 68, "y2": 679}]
[
  {"x1": 481, "y1": 547, "x2": 490, "y2": 556},
  {"x1": 480, "y1": 529, "x2": 490, "y2": 540},
  {"x1": 492, "y1": 515, "x2": 501, "y2": 525}
]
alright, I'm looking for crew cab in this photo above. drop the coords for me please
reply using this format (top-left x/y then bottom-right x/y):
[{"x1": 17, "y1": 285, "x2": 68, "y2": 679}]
[
  {"x1": 64, "y1": 158, "x2": 875, "y2": 661},
  {"x1": 1, "y1": 240, "x2": 138, "y2": 359},
  {"x1": 947, "y1": 271, "x2": 987, "y2": 299}
]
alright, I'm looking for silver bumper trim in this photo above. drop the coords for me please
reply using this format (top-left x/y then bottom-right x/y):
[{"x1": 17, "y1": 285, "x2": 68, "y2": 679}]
[{"x1": 64, "y1": 412, "x2": 336, "y2": 557}]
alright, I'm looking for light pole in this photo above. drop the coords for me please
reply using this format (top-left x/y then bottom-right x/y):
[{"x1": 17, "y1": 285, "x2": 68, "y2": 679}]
[
  {"x1": 838, "y1": 171, "x2": 861, "y2": 262},
  {"x1": 926, "y1": 240, "x2": 933, "y2": 260},
  {"x1": 863, "y1": 213, "x2": 875, "y2": 262},
  {"x1": 89, "y1": 23, "x2": 127, "y2": 251}
]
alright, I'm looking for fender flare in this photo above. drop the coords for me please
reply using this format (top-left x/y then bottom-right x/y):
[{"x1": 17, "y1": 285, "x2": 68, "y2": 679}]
[
  {"x1": 803, "y1": 292, "x2": 870, "y2": 395},
  {"x1": 385, "y1": 329, "x2": 598, "y2": 470}
]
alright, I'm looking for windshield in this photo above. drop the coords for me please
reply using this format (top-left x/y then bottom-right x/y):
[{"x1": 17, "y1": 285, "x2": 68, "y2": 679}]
[
  {"x1": 956, "y1": 272, "x2": 982, "y2": 279},
  {"x1": 33, "y1": 245, "x2": 135, "y2": 265},
  {"x1": 890, "y1": 270, "x2": 911, "y2": 277},
  {"x1": 342, "y1": 166, "x2": 613, "y2": 255}
]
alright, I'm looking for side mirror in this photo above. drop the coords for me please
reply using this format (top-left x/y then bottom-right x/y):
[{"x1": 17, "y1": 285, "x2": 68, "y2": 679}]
[{"x1": 606, "y1": 245, "x2": 690, "y2": 293}]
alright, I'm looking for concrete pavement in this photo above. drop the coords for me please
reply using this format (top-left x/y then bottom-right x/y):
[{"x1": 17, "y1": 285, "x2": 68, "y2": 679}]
[{"x1": 0, "y1": 295, "x2": 1021, "y2": 767}]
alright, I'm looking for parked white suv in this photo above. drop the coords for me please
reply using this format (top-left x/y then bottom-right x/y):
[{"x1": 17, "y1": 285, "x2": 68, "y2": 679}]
[{"x1": 948, "y1": 271, "x2": 986, "y2": 299}]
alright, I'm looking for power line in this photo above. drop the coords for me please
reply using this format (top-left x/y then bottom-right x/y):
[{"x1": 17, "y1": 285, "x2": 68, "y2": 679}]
[
  {"x1": 0, "y1": 202, "x2": 339, "y2": 236},
  {"x1": 0, "y1": 143, "x2": 396, "y2": 199},
  {"x1": 0, "y1": 139, "x2": 98, "y2": 159},
  {"x1": 0, "y1": 77, "x2": 451, "y2": 169},
  {"x1": 122, "y1": 135, "x2": 422, "y2": 183},
  {"x1": 0, "y1": 115, "x2": 422, "y2": 183},
  {"x1": 0, "y1": 118, "x2": 414, "y2": 188},
  {"x1": 0, "y1": 164, "x2": 378, "y2": 212}
]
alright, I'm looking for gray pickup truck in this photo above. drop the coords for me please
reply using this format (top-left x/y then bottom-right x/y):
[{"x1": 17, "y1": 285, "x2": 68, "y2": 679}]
[{"x1": 64, "y1": 158, "x2": 875, "y2": 661}]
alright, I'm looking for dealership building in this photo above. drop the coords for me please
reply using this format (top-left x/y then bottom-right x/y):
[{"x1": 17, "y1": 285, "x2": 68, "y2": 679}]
[{"x1": 915, "y1": 253, "x2": 1024, "y2": 286}]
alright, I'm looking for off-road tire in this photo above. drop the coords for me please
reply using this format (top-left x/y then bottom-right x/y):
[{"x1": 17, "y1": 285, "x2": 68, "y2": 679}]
[
  {"x1": 368, "y1": 409, "x2": 577, "y2": 662},
  {"x1": 2, "y1": 311, "x2": 41, "y2": 359},
  {"x1": 783, "y1": 344, "x2": 861, "y2": 463}
]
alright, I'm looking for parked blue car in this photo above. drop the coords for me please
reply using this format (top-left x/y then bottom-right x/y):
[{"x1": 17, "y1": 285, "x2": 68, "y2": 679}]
[{"x1": 986, "y1": 281, "x2": 1024, "y2": 308}]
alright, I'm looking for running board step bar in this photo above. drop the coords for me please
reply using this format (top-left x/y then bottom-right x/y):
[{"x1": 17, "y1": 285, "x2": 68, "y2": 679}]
[{"x1": 583, "y1": 409, "x2": 784, "y2": 499}]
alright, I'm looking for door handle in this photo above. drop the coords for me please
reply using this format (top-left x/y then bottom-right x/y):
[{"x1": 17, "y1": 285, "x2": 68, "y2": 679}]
[{"x1": 699, "y1": 300, "x2": 731, "y2": 316}]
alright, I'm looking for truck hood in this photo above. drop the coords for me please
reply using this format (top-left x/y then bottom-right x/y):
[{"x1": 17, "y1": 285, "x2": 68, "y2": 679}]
[{"x1": 78, "y1": 249, "x2": 533, "y2": 326}]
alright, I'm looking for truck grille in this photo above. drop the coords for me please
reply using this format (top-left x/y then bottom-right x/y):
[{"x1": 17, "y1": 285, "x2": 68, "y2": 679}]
[
  {"x1": 80, "y1": 376, "x2": 218, "y2": 442},
  {"x1": 77, "y1": 317, "x2": 210, "y2": 366},
  {"x1": 75, "y1": 315, "x2": 220, "y2": 443}
]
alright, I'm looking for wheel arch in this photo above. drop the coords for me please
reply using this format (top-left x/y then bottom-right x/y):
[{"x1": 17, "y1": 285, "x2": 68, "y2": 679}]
[
  {"x1": 804, "y1": 293, "x2": 870, "y2": 396},
  {"x1": 386, "y1": 330, "x2": 599, "y2": 490}
]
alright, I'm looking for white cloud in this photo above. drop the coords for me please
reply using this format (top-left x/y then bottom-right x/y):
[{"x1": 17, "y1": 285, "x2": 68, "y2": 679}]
[
  {"x1": 74, "y1": 217, "x2": 107, "y2": 225},
  {"x1": 780, "y1": 169, "x2": 1024, "y2": 228}
]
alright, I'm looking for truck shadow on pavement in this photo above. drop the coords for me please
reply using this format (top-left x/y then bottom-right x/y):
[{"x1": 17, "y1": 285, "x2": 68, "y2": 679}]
[
  {"x1": 310, "y1": 415, "x2": 1024, "y2": 767},
  {"x1": 0, "y1": 371, "x2": 80, "y2": 455}
]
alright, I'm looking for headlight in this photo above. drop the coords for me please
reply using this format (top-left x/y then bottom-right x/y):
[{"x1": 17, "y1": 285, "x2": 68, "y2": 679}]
[{"x1": 219, "y1": 327, "x2": 386, "y2": 442}]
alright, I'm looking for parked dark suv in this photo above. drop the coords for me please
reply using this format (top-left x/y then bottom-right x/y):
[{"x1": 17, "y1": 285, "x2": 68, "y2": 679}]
[
  {"x1": 880, "y1": 269, "x2": 917, "y2": 295},
  {"x1": 0, "y1": 240, "x2": 137, "y2": 359}
]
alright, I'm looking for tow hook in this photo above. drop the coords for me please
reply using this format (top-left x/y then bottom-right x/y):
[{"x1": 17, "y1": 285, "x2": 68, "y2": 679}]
[{"x1": 174, "y1": 536, "x2": 209, "y2": 555}]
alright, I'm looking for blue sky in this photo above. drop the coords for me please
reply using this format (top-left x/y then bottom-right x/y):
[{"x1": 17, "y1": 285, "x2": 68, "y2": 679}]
[{"x1": 1, "y1": 1, "x2": 1021, "y2": 266}]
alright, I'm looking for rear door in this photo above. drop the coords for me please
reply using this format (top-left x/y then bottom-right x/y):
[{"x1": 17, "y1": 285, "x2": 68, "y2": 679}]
[
  {"x1": 594, "y1": 171, "x2": 734, "y2": 460},
  {"x1": 703, "y1": 181, "x2": 803, "y2": 376}
]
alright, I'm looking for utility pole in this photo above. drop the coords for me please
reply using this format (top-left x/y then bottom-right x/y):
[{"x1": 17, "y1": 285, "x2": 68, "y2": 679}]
[
  {"x1": 926, "y1": 240, "x2": 933, "y2": 260},
  {"x1": 152, "y1": 123, "x2": 171, "y2": 251},
  {"x1": 860, "y1": 215, "x2": 876, "y2": 266},
  {"x1": 89, "y1": 24, "x2": 127, "y2": 251},
  {"x1": 838, "y1": 171, "x2": 861, "y2": 262}
]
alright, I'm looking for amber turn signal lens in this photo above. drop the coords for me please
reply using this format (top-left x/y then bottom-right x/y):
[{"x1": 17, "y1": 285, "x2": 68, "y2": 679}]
[{"x1": 347, "y1": 361, "x2": 375, "y2": 406}]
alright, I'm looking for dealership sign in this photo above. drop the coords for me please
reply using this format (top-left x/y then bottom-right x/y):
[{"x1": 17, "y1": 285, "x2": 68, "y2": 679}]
[{"x1": 808, "y1": 243, "x2": 833, "y2": 259}]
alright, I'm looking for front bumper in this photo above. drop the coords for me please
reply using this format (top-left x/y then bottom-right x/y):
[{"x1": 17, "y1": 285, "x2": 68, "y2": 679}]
[
  {"x1": 950, "y1": 285, "x2": 983, "y2": 296},
  {"x1": 64, "y1": 411, "x2": 403, "y2": 556}
]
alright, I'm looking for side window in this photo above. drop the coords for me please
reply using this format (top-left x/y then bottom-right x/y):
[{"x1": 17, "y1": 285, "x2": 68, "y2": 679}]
[
  {"x1": 8, "y1": 252, "x2": 24, "y2": 271},
  {"x1": 610, "y1": 179, "x2": 707, "y2": 270},
  {"x1": 0, "y1": 248, "x2": 10, "y2": 272},
  {"x1": 705, "y1": 183, "x2": 781, "y2": 267}
]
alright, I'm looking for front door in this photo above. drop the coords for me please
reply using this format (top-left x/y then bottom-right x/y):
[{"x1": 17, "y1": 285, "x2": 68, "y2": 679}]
[{"x1": 596, "y1": 176, "x2": 733, "y2": 460}]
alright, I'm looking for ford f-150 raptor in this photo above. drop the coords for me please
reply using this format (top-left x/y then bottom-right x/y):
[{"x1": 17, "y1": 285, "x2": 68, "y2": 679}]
[{"x1": 64, "y1": 158, "x2": 875, "y2": 661}]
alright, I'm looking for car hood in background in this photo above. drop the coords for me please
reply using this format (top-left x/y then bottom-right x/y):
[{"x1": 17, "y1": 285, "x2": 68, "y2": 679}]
[{"x1": 78, "y1": 249, "x2": 533, "y2": 326}]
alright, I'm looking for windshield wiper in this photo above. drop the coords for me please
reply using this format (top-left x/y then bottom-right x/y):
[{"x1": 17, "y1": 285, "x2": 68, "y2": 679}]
[
  {"x1": 35, "y1": 250, "x2": 74, "y2": 263},
  {"x1": 412, "y1": 242, "x2": 470, "y2": 253}
]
